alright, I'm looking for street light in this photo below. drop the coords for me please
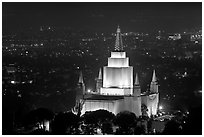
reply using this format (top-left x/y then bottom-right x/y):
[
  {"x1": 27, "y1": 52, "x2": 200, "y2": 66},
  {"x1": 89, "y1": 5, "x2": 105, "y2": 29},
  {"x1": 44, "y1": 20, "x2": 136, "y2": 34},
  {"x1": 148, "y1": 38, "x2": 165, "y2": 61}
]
[{"x1": 159, "y1": 105, "x2": 163, "y2": 110}]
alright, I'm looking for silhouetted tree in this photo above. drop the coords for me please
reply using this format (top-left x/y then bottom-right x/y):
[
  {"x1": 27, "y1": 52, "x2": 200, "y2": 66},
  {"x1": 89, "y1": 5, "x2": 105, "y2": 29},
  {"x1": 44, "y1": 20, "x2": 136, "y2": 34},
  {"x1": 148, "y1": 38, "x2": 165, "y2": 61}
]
[
  {"x1": 24, "y1": 108, "x2": 54, "y2": 131},
  {"x1": 30, "y1": 129, "x2": 50, "y2": 135},
  {"x1": 2, "y1": 107, "x2": 14, "y2": 134},
  {"x1": 81, "y1": 109, "x2": 115, "y2": 134},
  {"x1": 141, "y1": 104, "x2": 148, "y2": 117},
  {"x1": 72, "y1": 99, "x2": 85, "y2": 117},
  {"x1": 82, "y1": 111, "x2": 98, "y2": 125},
  {"x1": 134, "y1": 125, "x2": 146, "y2": 135},
  {"x1": 51, "y1": 111, "x2": 79, "y2": 134},
  {"x1": 147, "y1": 115, "x2": 153, "y2": 134},
  {"x1": 163, "y1": 120, "x2": 182, "y2": 135},
  {"x1": 101, "y1": 121, "x2": 113, "y2": 135},
  {"x1": 81, "y1": 111, "x2": 98, "y2": 134},
  {"x1": 114, "y1": 111, "x2": 136, "y2": 134}
]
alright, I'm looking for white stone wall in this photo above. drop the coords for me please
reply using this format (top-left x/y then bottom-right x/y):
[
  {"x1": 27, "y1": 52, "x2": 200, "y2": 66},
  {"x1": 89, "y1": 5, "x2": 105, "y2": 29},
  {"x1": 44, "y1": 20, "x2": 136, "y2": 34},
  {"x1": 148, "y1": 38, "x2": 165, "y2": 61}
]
[
  {"x1": 100, "y1": 88, "x2": 133, "y2": 96},
  {"x1": 81, "y1": 100, "x2": 116, "y2": 115},
  {"x1": 110, "y1": 52, "x2": 126, "y2": 58},
  {"x1": 81, "y1": 96, "x2": 142, "y2": 116},
  {"x1": 103, "y1": 67, "x2": 133, "y2": 89},
  {"x1": 150, "y1": 82, "x2": 158, "y2": 93},
  {"x1": 141, "y1": 93, "x2": 159, "y2": 117},
  {"x1": 103, "y1": 51, "x2": 133, "y2": 91},
  {"x1": 108, "y1": 57, "x2": 129, "y2": 67}
]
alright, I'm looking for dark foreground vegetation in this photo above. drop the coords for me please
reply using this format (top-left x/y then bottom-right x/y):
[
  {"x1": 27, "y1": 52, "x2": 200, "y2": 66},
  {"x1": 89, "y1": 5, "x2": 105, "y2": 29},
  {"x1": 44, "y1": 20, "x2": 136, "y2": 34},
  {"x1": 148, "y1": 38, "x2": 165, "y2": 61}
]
[{"x1": 3, "y1": 105, "x2": 202, "y2": 135}]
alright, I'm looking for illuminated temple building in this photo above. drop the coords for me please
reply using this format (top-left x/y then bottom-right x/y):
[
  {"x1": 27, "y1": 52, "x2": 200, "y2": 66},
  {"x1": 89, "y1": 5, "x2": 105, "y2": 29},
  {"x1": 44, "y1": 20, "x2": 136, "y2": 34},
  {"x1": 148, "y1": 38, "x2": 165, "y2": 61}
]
[{"x1": 74, "y1": 26, "x2": 159, "y2": 117}]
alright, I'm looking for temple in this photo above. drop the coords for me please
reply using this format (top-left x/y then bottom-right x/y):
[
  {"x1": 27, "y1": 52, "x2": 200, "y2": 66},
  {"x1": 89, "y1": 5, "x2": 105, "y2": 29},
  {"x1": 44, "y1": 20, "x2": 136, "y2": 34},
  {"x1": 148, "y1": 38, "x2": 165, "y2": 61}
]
[
  {"x1": 101, "y1": 27, "x2": 133, "y2": 95},
  {"x1": 74, "y1": 26, "x2": 159, "y2": 117}
]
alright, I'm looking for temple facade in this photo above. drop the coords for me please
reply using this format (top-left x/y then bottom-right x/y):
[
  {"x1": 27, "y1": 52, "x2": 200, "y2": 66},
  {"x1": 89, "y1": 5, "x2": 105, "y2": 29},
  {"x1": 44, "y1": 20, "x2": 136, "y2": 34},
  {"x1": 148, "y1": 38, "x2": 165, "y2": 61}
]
[{"x1": 74, "y1": 26, "x2": 159, "y2": 117}]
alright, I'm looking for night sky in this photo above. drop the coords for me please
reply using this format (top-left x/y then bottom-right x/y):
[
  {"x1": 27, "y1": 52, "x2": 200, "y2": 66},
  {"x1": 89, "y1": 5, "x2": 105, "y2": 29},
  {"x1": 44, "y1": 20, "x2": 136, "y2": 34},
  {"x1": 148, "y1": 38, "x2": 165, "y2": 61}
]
[{"x1": 3, "y1": 2, "x2": 202, "y2": 33}]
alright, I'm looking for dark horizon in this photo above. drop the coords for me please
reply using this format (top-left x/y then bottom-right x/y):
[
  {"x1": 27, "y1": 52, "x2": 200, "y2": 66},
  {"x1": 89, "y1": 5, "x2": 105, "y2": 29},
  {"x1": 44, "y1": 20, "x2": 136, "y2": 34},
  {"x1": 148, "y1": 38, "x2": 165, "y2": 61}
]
[{"x1": 3, "y1": 2, "x2": 202, "y2": 34}]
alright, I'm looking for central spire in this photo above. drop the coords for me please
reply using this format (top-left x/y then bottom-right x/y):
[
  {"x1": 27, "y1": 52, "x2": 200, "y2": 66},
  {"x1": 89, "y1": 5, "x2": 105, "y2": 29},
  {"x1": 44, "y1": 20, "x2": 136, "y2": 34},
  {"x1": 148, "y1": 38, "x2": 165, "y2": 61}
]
[{"x1": 115, "y1": 25, "x2": 123, "y2": 51}]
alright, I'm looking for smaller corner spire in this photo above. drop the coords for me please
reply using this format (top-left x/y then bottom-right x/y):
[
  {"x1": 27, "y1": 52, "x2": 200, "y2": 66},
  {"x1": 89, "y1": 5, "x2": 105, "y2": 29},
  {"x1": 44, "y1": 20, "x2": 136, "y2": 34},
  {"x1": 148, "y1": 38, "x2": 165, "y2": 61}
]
[
  {"x1": 78, "y1": 71, "x2": 84, "y2": 84},
  {"x1": 152, "y1": 70, "x2": 157, "y2": 82},
  {"x1": 134, "y1": 73, "x2": 140, "y2": 85},
  {"x1": 98, "y1": 68, "x2": 102, "y2": 79}
]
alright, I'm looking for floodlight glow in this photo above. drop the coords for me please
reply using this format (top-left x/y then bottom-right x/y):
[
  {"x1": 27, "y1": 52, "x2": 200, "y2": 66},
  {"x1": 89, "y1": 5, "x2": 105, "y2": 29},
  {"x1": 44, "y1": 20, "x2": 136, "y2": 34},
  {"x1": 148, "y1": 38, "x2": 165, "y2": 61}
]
[
  {"x1": 159, "y1": 106, "x2": 163, "y2": 110},
  {"x1": 11, "y1": 80, "x2": 15, "y2": 84}
]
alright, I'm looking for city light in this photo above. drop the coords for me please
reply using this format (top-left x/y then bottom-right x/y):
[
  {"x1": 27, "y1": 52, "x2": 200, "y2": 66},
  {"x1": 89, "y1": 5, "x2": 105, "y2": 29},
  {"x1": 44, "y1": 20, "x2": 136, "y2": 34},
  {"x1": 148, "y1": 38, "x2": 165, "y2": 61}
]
[
  {"x1": 159, "y1": 105, "x2": 163, "y2": 110},
  {"x1": 10, "y1": 80, "x2": 16, "y2": 84}
]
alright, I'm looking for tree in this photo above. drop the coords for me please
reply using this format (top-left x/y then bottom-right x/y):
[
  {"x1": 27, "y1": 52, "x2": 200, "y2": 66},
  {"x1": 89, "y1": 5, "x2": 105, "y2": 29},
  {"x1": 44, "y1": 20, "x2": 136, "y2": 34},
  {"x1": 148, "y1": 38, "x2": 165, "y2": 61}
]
[
  {"x1": 51, "y1": 111, "x2": 79, "y2": 134},
  {"x1": 81, "y1": 109, "x2": 115, "y2": 135},
  {"x1": 134, "y1": 125, "x2": 146, "y2": 135},
  {"x1": 101, "y1": 121, "x2": 113, "y2": 135},
  {"x1": 2, "y1": 107, "x2": 14, "y2": 134},
  {"x1": 163, "y1": 120, "x2": 182, "y2": 135},
  {"x1": 30, "y1": 129, "x2": 50, "y2": 135},
  {"x1": 141, "y1": 104, "x2": 148, "y2": 117},
  {"x1": 24, "y1": 108, "x2": 54, "y2": 131},
  {"x1": 114, "y1": 111, "x2": 137, "y2": 134},
  {"x1": 72, "y1": 99, "x2": 85, "y2": 117},
  {"x1": 92, "y1": 109, "x2": 115, "y2": 123}
]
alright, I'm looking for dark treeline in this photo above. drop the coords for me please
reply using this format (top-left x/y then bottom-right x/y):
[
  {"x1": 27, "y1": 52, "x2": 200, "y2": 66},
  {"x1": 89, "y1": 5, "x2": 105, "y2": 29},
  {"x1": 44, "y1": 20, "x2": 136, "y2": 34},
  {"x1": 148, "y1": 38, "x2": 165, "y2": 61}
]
[{"x1": 3, "y1": 106, "x2": 202, "y2": 135}]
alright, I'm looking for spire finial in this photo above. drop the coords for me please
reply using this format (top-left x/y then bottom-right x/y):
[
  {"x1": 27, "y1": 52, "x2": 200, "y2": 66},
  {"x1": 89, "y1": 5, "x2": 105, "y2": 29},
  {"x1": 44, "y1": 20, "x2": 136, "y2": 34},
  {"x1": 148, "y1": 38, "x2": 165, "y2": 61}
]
[
  {"x1": 98, "y1": 68, "x2": 102, "y2": 79},
  {"x1": 115, "y1": 25, "x2": 123, "y2": 51},
  {"x1": 78, "y1": 71, "x2": 84, "y2": 84},
  {"x1": 134, "y1": 73, "x2": 140, "y2": 85},
  {"x1": 152, "y1": 70, "x2": 157, "y2": 82}
]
